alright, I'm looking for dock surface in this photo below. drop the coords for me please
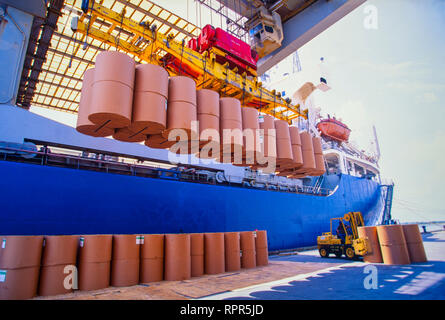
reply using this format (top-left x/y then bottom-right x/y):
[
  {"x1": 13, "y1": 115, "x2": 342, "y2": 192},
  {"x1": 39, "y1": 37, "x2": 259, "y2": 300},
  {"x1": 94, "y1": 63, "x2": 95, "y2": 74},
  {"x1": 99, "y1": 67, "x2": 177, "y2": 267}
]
[{"x1": 35, "y1": 231, "x2": 445, "y2": 300}]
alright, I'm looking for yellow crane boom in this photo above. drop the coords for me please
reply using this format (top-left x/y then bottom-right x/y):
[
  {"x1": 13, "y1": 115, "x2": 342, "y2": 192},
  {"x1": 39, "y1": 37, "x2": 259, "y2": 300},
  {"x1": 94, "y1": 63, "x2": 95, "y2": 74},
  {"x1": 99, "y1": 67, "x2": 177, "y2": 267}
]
[{"x1": 71, "y1": 2, "x2": 307, "y2": 122}]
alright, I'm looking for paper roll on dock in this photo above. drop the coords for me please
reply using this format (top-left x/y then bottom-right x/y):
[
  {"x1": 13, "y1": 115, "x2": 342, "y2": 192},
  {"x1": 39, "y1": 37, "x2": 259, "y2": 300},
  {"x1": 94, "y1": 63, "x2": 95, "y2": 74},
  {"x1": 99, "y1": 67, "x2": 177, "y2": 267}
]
[
  {"x1": 224, "y1": 232, "x2": 241, "y2": 272},
  {"x1": 0, "y1": 236, "x2": 43, "y2": 299},
  {"x1": 140, "y1": 234, "x2": 164, "y2": 283},
  {"x1": 204, "y1": 233, "x2": 225, "y2": 275},
  {"x1": 255, "y1": 230, "x2": 269, "y2": 266},
  {"x1": 240, "y1": 231, "x2": 256, "y2": 269},
  {"x1": 402, "y1": 224, "x2": 427, "y2": 263},
  {"x1": 191, "y1": 233, "x2": 204, "y2": 277},
  {"x1": 357, "y1": 226, "x2": 383, "y2": 263},
  {"x1": 78, "y1": 235, "x2": 112, "y2": 291},
  {"x1": 39, "y1": 235, "x2": 79, "y2": 296},
  {"x1": 164, "y1": 234, "x2": 191, "y2": 281},
  {"x1": 111, "y1": 235, "x2": 140, "y2": 287},
  {"x1": 376, "y1": 225, "x2": 410, "y2": 265}
]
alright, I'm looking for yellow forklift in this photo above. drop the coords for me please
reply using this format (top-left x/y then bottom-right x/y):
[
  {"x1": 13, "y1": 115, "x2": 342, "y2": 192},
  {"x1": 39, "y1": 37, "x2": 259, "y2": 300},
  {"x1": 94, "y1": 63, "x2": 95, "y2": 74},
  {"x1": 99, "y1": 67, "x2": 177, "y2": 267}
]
[{"x1": 317, "y1": 212, "x2": 369, "y2": 259}]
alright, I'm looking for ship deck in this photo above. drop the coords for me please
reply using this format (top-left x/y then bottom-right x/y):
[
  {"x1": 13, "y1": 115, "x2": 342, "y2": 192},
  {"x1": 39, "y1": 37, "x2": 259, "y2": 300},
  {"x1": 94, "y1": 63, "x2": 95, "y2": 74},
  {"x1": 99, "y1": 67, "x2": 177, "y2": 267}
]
[{"x1": 34, "y1": 230, "x2": 445, "y2": 300}]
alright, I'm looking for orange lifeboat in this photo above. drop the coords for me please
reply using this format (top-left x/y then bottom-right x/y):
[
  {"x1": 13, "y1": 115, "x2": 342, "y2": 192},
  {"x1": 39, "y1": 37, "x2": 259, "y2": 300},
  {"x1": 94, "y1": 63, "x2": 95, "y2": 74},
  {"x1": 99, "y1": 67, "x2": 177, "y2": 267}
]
[{"x1": 316, "y1": 118, "x2": 351, "y2": 143}]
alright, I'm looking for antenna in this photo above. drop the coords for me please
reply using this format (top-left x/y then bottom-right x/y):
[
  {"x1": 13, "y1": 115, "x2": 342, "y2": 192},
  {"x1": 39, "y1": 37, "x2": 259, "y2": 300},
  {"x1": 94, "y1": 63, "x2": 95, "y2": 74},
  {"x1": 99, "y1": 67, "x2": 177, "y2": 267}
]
[{"x1": 373, "y1": 125, "x2": 381, "y2": 161}]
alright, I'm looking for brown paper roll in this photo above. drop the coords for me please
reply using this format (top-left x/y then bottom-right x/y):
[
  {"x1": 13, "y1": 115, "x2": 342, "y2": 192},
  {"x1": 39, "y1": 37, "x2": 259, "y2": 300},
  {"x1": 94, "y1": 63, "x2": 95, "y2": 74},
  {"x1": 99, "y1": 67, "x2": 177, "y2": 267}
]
[
  {"x1": 240, "y1": 231, "x2": 256, "y2": 269},
  {"x1": 93, "y1": 51, "x2": 135, "y2": 87},
  {"x1": 296, "y1": 131, "x2": 316, "y2": 175},
  {"x1": 0, "y1": 266, "x2": 40, "y2": 300},
  {"x1": 78, "y1": 261, "x2": 111, "y2": 291},
  {"x1": 220, "y1": 118, "x2": 243, "y2": 155},
  {"x1": 113, "y1": 127, "x2": 147, "y2": 143},
  {"x1": 130, "y1": 91, "x2": 167, "y2": 135},
  {"x1": 140, "y1": 234, "x2": 164, "y2": 283},
  {"x1": 377, "y1": 225, "x2": 410, "y2": 265},
  {"x1": 191, "y1": 233, "x2": 204, "y2": 277},
  {"x1": 89, "y1": 51, "x2": 135, "y2": 129},
  {"x1": 163, "y1": 101, "x2": 198, "y2": 140},
  {"x1": 311, "y1": 136, "x2": 326, "y2": 176},
  {"x1": 76, "y1": 68, "x2": 114, "y2": 137},
  {"x1": 0, "y1": 236, "x2": 43, "y2": 269},
  {"x1": 289, "y1": 126, "x2": 303, "y2": 170},
  {"x1": 204, "y1": 233, "x2": 225, "y2": 275},
  {"x1": 140, "y1": 235, "x2": 164, "y2": 259},
  {"x1": 224, "y1": 232, "x2": 241, "y2": 272},
  {"x1": 357, "y1": 226, "x2": 383, "y2": 263},
  {"x1": 255, "y1": 230, "x2": 268, "y2": 266},
  {"x1": 41, "y1": 235, "x2": 78, "y2": 267},
  {"x1": 242, "y1": 107, "x2": 261, "y2": 163},
  {"x1": 38, "y1": 264, "x2": 74, "y2": 296},
  {"x1": 111, "y1": 234, "x2": 140, "y2": 287},
  {"x1": 140, "y1": 259, "x2": 163, "y2": 283},
  {"x1": 111, "y1": 259, "x2": 140, "y2": 287},
  {"x1": 134, "y1": 63, "x2": 169, "y2": 97},
  {"x1": 89, "y1": 80, "x2": 133, "y2": 128},
  {"x1": 197, "y1": 89, "x2": 219, "y2": 116},
  {"x1": 164, "y1": 234, "x2": 191, "y2": 281},
  {"x1": 112, "y1": 235, "x2": 140, "y2": 261},
  {"x1": 293, "y1": 82, "x2": 316, "y2": 103},
  {"x1": 402, "y1": 224, "x2": 427, "y2": 263},
  {"x1": 145, "y1": 134, "x2": 176, "y2": 149},
  {"x1": 168, "y1": 76, "x2": 197, "y2": 105},
  {"x1": 274, "y1": 120, "x2": 293, "y2": 167},
  {"x1": 78, "y1": 235, "x2": 112, "y2": 263}
]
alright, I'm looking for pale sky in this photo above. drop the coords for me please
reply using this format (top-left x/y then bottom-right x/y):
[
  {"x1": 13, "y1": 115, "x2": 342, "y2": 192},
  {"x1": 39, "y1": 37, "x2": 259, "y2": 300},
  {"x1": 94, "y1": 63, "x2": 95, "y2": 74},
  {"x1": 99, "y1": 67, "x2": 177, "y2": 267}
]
[{"x1": 31, "y1": 0, "x2": 445, "y2": 223}]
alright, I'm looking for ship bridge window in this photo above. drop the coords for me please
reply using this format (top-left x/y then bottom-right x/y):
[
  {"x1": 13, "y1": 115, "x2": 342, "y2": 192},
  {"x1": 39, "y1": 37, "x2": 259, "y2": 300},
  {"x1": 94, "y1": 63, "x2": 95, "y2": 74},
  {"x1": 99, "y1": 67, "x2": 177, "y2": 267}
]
[
  {"x1": 354, "y1": 163, "x2": 365, "y2": 177},
  {"x1": 265, "y1": 25, "x2": 274, "y2": 33},
  {"x1": 325, "y1": 154, "x2": 340, "y2": 174}
]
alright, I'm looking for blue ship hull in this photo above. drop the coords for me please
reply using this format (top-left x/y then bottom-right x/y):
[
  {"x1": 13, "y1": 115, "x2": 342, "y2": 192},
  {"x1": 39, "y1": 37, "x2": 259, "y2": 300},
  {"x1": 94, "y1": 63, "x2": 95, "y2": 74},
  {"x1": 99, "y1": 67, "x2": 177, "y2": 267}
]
[{"x1": 0, "y1": 160, "x2": 384, "y2": 250}]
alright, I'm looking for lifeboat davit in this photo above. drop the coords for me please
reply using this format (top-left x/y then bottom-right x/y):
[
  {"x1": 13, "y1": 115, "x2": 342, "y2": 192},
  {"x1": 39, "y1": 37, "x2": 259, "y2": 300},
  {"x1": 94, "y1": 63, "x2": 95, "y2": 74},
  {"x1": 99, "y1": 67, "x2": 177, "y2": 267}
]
[{"x1": 317, "y1": 118, "x2": 351, "y2": 143}]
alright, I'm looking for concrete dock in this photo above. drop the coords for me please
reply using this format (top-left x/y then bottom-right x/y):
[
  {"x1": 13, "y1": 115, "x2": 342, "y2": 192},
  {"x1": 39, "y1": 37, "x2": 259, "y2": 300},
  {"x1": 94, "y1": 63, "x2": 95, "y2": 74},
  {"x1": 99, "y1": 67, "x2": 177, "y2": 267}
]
[{"x1": 35, "y1": 231, "x2": 445, "y2": 300}]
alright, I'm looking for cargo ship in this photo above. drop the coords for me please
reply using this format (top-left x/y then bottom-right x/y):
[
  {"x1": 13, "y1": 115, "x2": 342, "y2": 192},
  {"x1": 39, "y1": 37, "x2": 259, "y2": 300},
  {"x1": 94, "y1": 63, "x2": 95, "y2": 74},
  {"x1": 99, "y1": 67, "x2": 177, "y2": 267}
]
[{"x1": 0, "y1": 0, "x2": 393, "y2": 251}]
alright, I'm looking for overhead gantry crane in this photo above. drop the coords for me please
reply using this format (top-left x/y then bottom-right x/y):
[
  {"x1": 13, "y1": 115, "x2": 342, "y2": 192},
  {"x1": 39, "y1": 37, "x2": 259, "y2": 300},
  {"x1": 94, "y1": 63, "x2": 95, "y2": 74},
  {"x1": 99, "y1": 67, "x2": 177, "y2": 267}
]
[{"x1": 70, "y1": 1, "x2": 307, "y2": 122}]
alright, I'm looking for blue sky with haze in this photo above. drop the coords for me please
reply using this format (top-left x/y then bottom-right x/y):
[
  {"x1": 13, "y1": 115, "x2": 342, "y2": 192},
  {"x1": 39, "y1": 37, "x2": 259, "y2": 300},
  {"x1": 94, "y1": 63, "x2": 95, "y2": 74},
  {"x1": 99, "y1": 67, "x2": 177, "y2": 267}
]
[
  {"x1": 31, "y1": 0, "x2": 445, "y2": 222},
  {"x1": 293, "y1": 0, "x2": 445, "y2": 222}
]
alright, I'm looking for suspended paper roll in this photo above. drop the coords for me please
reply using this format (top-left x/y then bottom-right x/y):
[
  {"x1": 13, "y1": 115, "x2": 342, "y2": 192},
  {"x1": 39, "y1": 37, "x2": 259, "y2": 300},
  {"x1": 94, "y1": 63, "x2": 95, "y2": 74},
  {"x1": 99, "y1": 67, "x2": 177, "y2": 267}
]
[
  {"x1": 89, "y1": 51, "x2": 135, "y2": 128},
  {"x1": 76, "y1": 68, "x2": 114, "y2": 137},
  {"x1": 130, "y1": 63, "x2": 169, "y2": 134}
]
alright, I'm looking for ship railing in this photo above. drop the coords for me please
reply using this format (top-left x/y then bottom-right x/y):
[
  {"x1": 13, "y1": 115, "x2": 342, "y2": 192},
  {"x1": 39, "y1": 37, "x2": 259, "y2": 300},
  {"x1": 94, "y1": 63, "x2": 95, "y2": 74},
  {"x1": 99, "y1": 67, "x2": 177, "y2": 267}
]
[
  {"x1": 223, "y1": 174, "x2": 333, "y2": 196},
  {"x1": 1, "y1": 146, "x2": 334, "y2": 196},
  {"x1": 380, "y1": 177, "x2": 394, "y2": 186}
]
